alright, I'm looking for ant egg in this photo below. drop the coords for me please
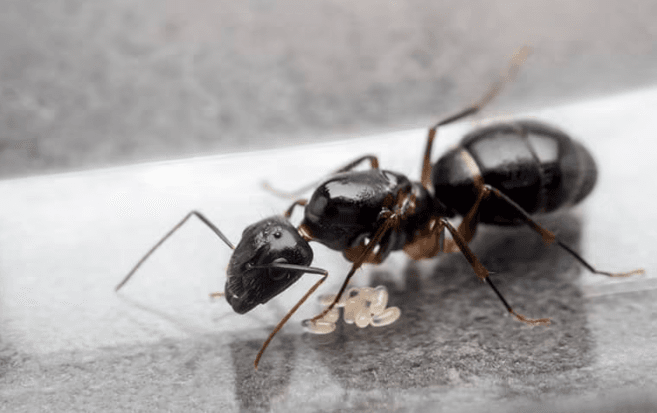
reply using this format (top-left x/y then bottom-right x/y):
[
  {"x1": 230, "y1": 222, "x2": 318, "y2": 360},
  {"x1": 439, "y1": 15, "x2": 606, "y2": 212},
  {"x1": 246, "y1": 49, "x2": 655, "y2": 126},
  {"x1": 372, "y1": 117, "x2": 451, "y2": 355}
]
[
  {"x1": 321, "y1": 307, "x2": 340, "y2": 324},
  {"x1": 371, "y1": 307, "x2": 401, "y2": 327},
  {"x1": 368, "y1": 285, "x2": 389, "y2": 314},
  {"x1": 303, "y1": 285, "x2": 401, "y2": 333},
  {"x1": 301, "y1": 318, "x2": 337, "y2": 334}
]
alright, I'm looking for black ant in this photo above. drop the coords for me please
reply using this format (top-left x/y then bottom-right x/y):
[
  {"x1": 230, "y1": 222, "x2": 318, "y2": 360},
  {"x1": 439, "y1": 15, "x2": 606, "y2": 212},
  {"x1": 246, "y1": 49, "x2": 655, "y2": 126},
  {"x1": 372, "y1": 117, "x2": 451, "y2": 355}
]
[{"x1": 115, "y1": 46, "x2": 643, "y2": 369}]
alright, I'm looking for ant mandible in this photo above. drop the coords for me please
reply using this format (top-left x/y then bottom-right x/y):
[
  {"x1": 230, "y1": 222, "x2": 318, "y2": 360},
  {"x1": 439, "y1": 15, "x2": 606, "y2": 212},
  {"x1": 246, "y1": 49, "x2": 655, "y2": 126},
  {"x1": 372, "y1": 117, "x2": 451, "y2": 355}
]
[{"x1": 116, "y1": 46, "x2": 643, "y2": 369}]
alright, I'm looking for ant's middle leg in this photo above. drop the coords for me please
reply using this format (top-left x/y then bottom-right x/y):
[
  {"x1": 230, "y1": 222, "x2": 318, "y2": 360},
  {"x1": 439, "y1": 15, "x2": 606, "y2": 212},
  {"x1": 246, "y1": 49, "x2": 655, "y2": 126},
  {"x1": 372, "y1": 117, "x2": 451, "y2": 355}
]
[
  {"x1": 404, "y1": 160, "x2": 486, "y2": 260},
  {"x1": 439, "y1": 217, "x2": 551, "y2": 326},
  {"x1": 284, "y1": 199, "x2": 308, "y2": 219},
  {"x1": 440, "y1": 150, "x2": 488, "y2": 253},
  {"x1": 253, "y1": 262, "x2": 329, "y2": 369},
  {"x1": 421, "y1": 46, "x2": 531, "y2": 188},
  {"x1": 263, "y1": 154, "x2": 380, "y2": 199},
  {"x1": 441, "y1": 183, "x2": 487, "y2": 254},
  {"x1": 403, "y1": 214, "x2": 550, "y2": 326}
]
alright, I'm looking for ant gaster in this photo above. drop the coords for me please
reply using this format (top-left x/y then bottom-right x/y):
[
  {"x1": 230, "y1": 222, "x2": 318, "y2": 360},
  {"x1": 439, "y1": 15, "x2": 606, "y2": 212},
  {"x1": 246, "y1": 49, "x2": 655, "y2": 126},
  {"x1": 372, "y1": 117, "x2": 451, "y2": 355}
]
[{"x1": 115, "y1": 46, "x2": 643, "y2": 369}]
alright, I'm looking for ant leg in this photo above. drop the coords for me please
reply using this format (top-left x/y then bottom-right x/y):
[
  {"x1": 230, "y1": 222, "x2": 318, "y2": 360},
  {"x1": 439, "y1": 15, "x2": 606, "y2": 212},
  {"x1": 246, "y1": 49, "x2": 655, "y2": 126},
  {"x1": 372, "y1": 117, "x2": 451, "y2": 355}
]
[
  {"x1": 421, "y1": 46, "x2": 531, "y2": 188},
  {"x1": 439, "y1": 151, "x2": 487, "y2": 252},
  {"x1": 482, "y1": 185, "x2": 645, "y2": 277},
  {"x1": 404, "y1": 191, "x2": 483, "y2": 259},
  {"x1": 310, "y1": 211, "x2": 401, "y2": 323},
  {"x1": 442, "y1": 205, "x2": 481, "y2": 253},
  {"x1": 263, "y1": 155, "x2": 380, "y2": 199},
  {"x1": 252, "y1": 262, "x2": 329, "y2": 369},
  {"x1": 311, "y1": 190, "x2": 419, "y2": 321},
  {"x1": 284, "y1": 199, "x2": 308, "y2": 219},
  {"x1": 442, "y1": 184, "x2": 486, "y2": 254},
  {"x1": 115, "y1": 211, "x2": 235, "y2": 291},
  {"x1": 330, "y1": 154, "x2": 380, "y2": 173},
  {"x1": 439, "y1": 217, "x2": 551, "y2": 326}
]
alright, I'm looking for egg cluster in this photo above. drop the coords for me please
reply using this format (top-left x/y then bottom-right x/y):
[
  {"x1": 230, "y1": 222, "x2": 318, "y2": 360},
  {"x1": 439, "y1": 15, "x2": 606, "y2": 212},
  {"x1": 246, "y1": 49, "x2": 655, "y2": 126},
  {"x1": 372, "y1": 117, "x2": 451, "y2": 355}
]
[{"x1": 302, "y1": 285, "x2": 401, "y2": 334}]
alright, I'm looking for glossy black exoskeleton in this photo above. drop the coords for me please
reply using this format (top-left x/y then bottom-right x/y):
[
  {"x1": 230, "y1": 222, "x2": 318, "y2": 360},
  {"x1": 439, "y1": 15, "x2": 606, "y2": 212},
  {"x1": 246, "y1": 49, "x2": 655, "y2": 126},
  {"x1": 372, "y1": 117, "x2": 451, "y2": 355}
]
[
  {"x1": 225, "y1": 216, "x2": 314, "y2": 314},
  {"x1": 431, "y1": 120, "x2": 597, "y2": 225},
  {"x1": 275, "y1": 117, "x2": 640, "y2": 349},
  {"x1": 302, "y1": 169, "x2": 434, "y2": 259},
  {"x1": 116, "y1": 46, "x2": 642, "y2": 370}
]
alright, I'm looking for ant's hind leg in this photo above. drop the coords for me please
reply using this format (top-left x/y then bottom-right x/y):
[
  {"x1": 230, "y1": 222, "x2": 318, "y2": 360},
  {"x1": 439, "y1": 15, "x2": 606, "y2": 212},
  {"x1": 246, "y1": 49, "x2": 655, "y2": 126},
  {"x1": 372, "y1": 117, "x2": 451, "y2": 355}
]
[
  {"x1": 263, "y1": 155, "x2": 380, "y2": 199},
  {"x1": 421, "y1": 46, "x2": 531, "y2": 188},
  {"x1": 483, "y1": 184, "x2": 645, "y2": 277}
]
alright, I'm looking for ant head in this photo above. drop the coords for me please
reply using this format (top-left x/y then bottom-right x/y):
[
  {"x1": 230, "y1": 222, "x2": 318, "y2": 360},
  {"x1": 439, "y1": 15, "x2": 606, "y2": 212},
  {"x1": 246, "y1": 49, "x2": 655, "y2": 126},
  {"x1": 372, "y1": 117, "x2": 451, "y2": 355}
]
[{"x1": 225, "y1": 216, "x2": 313, "y2": 314}]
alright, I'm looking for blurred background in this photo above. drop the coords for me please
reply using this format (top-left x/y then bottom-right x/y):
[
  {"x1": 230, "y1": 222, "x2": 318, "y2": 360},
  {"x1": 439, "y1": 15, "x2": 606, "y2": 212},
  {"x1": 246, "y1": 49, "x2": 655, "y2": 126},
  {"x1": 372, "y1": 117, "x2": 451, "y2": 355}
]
[{"x1": 1, "y1": 0, "x2": 656, "y2": 178}]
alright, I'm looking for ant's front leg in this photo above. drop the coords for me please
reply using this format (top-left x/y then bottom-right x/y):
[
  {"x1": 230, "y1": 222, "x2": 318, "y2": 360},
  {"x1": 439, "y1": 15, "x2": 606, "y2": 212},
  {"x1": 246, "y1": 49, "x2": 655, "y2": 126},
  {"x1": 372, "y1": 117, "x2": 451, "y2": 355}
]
[
  {"x1": 311, "y1": 190, "x2": 418, "y2": 322},
  {"x1": 254, "y1": 262, "x2": 329, "y2": 369}
]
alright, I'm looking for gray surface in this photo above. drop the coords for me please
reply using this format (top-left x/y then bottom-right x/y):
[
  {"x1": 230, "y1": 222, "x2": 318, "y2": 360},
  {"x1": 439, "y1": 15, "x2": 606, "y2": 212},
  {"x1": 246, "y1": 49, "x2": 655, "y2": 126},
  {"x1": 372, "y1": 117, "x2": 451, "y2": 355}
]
[
  {"x1": 2, "y1": 1, "x2": 657, "y2": 411},
  {"x1": 1, "y1": 89, "x2": 657, "y2": 411},
  {"x1": 1, "y1": 0, "x2": 657, "y2": 177}
]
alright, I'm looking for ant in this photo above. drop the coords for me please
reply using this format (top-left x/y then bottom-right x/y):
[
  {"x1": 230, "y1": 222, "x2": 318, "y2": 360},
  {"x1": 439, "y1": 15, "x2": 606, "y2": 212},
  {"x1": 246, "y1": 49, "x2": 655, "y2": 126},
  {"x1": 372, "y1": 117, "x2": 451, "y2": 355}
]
[{"x1": 115, "y1": 46, "x2": 643, "y2": 369}]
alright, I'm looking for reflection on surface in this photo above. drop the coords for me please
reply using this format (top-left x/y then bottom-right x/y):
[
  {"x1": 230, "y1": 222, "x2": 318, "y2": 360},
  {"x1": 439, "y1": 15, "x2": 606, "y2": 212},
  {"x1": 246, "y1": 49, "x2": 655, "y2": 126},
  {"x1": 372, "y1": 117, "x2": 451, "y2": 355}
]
[
  {"x1": 230, "y1": 213, "x2": 593, "y2": 404},
  {"x1": 230, "y1": 336, "x2": 296, "y2": 412}
]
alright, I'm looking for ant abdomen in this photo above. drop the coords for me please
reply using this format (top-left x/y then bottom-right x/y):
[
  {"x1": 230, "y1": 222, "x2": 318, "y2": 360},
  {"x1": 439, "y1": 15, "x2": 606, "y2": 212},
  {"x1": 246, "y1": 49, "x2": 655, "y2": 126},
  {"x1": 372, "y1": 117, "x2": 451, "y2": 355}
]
[{"x1": 432, "y1": 120, "x2": 598, "y2": 225}]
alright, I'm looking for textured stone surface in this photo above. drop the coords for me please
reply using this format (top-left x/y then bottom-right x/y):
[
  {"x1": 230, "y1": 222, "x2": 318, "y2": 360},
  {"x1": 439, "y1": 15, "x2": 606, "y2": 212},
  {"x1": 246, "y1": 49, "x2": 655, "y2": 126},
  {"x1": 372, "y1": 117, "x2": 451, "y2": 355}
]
[
  {"x1": 2, "y1": 89, "x2": 657, "y2": 411},
  {"x1": 2, "y1": 2, "x2": 657, "y2": 410}
]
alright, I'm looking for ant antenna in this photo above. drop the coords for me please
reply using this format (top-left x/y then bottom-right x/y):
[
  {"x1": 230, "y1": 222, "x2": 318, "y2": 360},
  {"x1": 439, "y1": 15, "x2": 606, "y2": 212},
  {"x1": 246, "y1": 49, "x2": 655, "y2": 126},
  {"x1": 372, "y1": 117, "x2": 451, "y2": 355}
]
[{"x1": 115, "y1": 211, "x2": 234, "y2": 291}]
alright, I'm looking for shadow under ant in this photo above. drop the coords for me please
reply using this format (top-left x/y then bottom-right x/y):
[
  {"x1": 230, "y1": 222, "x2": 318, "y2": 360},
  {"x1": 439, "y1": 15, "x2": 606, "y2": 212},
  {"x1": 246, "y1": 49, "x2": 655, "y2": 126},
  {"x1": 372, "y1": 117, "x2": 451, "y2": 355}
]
[{"x1": 285, "y1": 212, "x2": 594, "y2": 392}]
